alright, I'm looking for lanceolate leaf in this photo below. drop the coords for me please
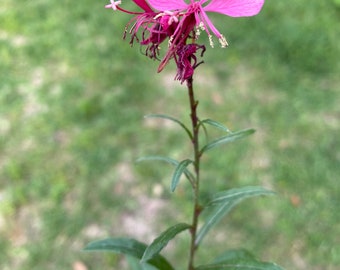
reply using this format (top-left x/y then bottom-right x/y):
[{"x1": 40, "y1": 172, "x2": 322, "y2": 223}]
[
  {"x1": 208, "y1": 186, "x2": 275, "y2": 205},
  {"x1": 136, "y1": 156, "x2": 195, "y2": 184},
  {"x1": 195, "y1": 186, "x2": 275, "y2": 246},
  {"x1": 127, "y1": 256, "x2": 158, "y2": 270},
  {"x1": 200, "y1": 129, "x2": 255, "y2": 154},
  {"x1": 126, "y1": 256, "x2": 144, "y2": 270},
  {"x1": 83, "y1": 237, "x2": 144, "y2": 255},
  {"x1": 171, "y1": 159, "x2": 194, "y2": 192},
  {"x1": 141, "y1": 223, "x2": 191, "y2": 262},
  {"x1": 200, "y1": 119, "x2": 232, "y2": 133},
  {"x1": 83, "y1": 238, "x2": 174, "y2": 270},
  {"x1": 199, "y1": 249, "x2": 283, "y2": 269},
  {"x1": 196, "y1": 259, "x2": 284, "y2": 270},
  {"x1": 209, "y1": 249, "x2": 284, "y2": 269},
  {"x1": 212, "y1": 249, "x2": 255, "y2": 263},
  {"x1": 144, "y1": 114, "x2": 192, "y2": 140}
]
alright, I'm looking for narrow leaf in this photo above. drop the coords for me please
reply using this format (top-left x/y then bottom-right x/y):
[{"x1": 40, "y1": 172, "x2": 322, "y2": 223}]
[
  {"x1": 195, "y1": 186, "x2": 275, "y2": 245},
  {"x1": 196, "y1": 259, "x2": 284, "y2": 270},
  {"x1": 126, "y1": 256, "x2": 144, "y2": 270},
  {"x1": 136, "y1": 156, "x2": 195, "y2": 183},
  {"x1": 208, "y1": 186, "x2": 275, "y2": 205},
  {"x1": 83, "y1": 237, "x2": 144, "y2": 256},
  {"x1": 198, "y1": 248, "x2": 284, "y2": 269},
  {"x1": 145, "y1": 114, "x2": 192, "y2": 140},
  {"x1": 141, "y1": 223, "x2": 191, "y2": 262},
  {"x1": 200, "y1": 129, "x2": 255, "y2": 154},
  {"x1": 83, "y1": 238, "x2": 174, "y2": 270},
  {"x1": 200, "y1": 119, "x2": 232, "y2": 133},
  {"x1": 171, "y1": 159, "x2": 193, "y2": 192},
  {"x1": 127, "y1": 256, "x2": 158, "y2": 270},
  {"x1": 212, "y1": 249, "x2": 255, "y2": 263}
]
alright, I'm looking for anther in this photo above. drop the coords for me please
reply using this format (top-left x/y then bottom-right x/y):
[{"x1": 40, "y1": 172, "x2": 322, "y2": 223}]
[
  {"x1": 219, "y1": 35, "x2": 229, "y2": 48},
  {"x1": 209, "y1": 35, "x2": 214, "y2": 48}
]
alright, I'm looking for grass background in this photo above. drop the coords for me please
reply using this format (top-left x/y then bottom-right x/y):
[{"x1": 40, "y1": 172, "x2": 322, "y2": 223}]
[{"x1": 1, "y1": 0, "x2": 339, "y2": 269}]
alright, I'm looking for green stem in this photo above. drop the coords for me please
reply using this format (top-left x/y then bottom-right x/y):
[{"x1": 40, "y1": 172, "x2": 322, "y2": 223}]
[{"x1": 186, "y1": 76, "x2": 201, "y2": 270}]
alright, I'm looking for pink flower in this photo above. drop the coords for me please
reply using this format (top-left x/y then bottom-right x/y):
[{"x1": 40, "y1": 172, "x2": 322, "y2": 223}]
[
  {"x1": 105, "y1": 0, "x2": 168, "y2": 59},
  {"x1": 104, "y1": 0, "x2": 265, "y2": 81},
  {"x1": 147, "y1": 0, "x2": 265, "y2": 48},
  {"x1": 146, "y1": 0, "x2": 264, "y2": 72}
]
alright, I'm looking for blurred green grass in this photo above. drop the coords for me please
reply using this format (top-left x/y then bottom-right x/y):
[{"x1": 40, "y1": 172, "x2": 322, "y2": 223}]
[{"x1": 1, "y1": 0, "x2": 339, "y2": 269}]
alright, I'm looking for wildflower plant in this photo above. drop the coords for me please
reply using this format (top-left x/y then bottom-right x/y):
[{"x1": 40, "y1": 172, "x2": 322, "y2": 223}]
[{"x1": 84, "y1": 1, "x2": 284, "y2": 269}]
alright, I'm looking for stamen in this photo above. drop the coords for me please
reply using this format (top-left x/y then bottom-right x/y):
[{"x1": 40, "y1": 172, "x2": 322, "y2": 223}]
[
  {"x1": 165, "y1": 11, "x2": 179, "y2": 25},
  {"x1": 154, "y1": 11, "x2": 179, "y2": 26},
  {"x1": 198, "y1": 22, "x2": 205, "y2": 31},
  {"x1": 219, "y1": 35, "x2": 229, "y2": 48},
  {"x1": 153, "y1": 13, "x2": 163, "y2": 20},
  {"x1": 209, "y1": 35, "x2": 214, "y2": 48},
  {"x1": 168, "y1": 36, "x2": 174, "y2": 47},
  {"x1": 195, "y1": 27, "x2": 201, "y2": 37}
]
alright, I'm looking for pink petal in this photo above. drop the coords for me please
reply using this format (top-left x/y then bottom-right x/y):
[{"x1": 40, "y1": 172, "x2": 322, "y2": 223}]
[
  {"x1": 133, "y1": 0, "x2": 153, "y2": 12},
  {"x1": 203, "y1": 0, "x2": 265, "y2": 17},
  {"x1": 146, "y1": 0, "x2": 188, "y2": 11},
  {"x1": 199, "y1": 9, "x2": 222, "y2": 38}
]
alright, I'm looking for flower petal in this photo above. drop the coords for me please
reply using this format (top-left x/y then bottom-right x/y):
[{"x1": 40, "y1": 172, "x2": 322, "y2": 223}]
[
  {"x1": 133, "y1": 0, "x2": 153, "y2": 12},
  {"x1": 203, "y1": 0, "x2": 265, "y2": 17},
  {"x1": 199, "y1": 9, "x2": 222, "y2": 38},
  {"x1": 147, "y1": 0, "x2": 188, "y2": 11}
]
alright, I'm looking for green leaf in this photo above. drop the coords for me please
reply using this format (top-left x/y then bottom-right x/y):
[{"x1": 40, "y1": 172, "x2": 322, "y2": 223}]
[
  {"x1": 200, "y1": 119, "x2": 232, "y2": 134},
  {"x1": 208, "y1": 186, "x2": 275, "y2": 205},
  {"x1": 197, "y1": 248, "x2": 284, "y2": 269},
  {"x1": 126, "y1": 256, "x2": 144, "y2": 270},
  {"x1": 144, "y1": 114, "x2": 192, "y2": 140},
  {"x1": 212, "y1": 249, "x2": 256, "y2": 263},
  {"x1": 171, "y1": 159, "x2": 193, "y2": 192},
  {"x1": 127, "y1": 256, "x2": 158, "y2": 270},
  {"x1": 83, "y1": 238, "x2": 174, "y2": 270},
  {"x1": 128, "y1": 256, "x2": 161, "y2": 270},
  {"x1": 141, "y1": 223, "x2": 191, "y2": 262},
  {"x1": 136, "y1": 156, "x2": 195, "y2": 184},
  {"x1": 195, "y1": 186, "x2": 275, "y2": 245},
  {"x1": 196, "y1": 259, "x2": 284, "y2": 270},
  {"x1": 83, "y1": 237, "x2": 144, "y2": 256},
  {"x1": 200, "y1": 129, "x2": 255, "y2": 154}
]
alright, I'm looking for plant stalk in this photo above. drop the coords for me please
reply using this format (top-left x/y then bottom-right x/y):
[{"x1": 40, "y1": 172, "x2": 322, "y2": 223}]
[{"x1": 186, "y1": 76, "x2": 201, "y2": 270}]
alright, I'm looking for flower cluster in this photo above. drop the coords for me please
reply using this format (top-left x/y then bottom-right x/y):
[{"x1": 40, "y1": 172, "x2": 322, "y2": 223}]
[{"x1": 105, "y1": 0, "x2": 264, "y2": 82}]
